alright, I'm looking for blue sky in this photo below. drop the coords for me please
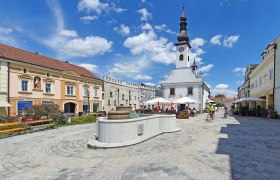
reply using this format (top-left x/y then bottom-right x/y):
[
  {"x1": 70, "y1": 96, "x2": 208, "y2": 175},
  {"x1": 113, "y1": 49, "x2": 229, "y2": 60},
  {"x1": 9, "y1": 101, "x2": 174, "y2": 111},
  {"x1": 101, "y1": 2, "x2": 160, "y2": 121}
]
[{"x1": 0, "y1": 0, "x2": 280, "y2": 97}]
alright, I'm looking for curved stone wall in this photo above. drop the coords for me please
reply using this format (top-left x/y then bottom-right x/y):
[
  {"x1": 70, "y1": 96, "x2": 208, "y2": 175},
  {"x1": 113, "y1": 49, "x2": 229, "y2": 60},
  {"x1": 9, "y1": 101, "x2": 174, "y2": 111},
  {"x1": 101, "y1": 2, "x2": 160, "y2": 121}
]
[{"x1": 88, "y1": 114, "x2": 181, "y2": 148}]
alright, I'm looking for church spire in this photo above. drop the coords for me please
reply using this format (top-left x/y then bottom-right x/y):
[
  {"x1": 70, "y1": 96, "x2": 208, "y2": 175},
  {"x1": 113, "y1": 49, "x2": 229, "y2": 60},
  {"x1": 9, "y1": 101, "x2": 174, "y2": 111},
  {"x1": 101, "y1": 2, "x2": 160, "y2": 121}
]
[{"x1": 177, "y1": 5, "x2": 190, "y2": 44}]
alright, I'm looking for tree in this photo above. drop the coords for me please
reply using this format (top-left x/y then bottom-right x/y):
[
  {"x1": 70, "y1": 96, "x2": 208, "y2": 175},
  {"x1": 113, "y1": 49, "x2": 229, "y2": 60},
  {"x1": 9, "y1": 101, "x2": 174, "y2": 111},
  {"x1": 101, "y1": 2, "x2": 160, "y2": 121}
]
[{"x1": 215, "y1": 94, "x2": 226, "y2": 98}]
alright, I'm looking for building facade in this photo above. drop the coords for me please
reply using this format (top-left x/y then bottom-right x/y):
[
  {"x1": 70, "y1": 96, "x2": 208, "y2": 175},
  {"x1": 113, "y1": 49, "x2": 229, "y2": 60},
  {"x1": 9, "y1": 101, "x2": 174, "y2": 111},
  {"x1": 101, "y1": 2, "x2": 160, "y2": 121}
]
[
  {"x1": 0, "y1": 44, "x2": 103, "y2": 117},
  {"x1": 161, "y1": 8, "x2": 210, "y2": 111},
  {"x1": 103, "y1": 76, "x2": 140, "y2": 112},
  {"x1": 250, "y1": 43, "x2": 275, "y2": 108},
  {"x1": 274, "y1": 36, "x2": 280, "y2": 117},
  {"x1": 0, "y1": 61, "x2": 8, "y2": 116},
  {"x1": 139, "y1": 83, "x2": 155, "y2": 105}
]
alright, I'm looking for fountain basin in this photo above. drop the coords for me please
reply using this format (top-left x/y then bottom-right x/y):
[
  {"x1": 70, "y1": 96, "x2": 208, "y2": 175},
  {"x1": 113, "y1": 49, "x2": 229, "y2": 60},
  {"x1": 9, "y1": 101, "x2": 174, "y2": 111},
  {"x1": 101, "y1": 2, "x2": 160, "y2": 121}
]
[
  {"x1": 108, "y1": 111, "x2": 130, "y2": 120},
  {"x1": 88, "y1": 114, "x2": 181, "y2": 148}
]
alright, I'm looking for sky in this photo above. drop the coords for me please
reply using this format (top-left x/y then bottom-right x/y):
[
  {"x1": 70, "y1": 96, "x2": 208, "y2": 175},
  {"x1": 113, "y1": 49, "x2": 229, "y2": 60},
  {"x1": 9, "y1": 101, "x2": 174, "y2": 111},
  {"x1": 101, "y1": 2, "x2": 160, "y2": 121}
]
[{"x1": 0, "y1": 0, "x2": 280, "y2": 98}]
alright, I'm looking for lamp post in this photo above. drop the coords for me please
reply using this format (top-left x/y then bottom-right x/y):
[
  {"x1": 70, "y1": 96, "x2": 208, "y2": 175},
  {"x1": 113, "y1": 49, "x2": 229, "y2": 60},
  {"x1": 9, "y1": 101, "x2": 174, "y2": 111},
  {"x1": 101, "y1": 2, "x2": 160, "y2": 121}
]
[{"x1": 87, "y1": 92, "x2": 90, "y2": 114}]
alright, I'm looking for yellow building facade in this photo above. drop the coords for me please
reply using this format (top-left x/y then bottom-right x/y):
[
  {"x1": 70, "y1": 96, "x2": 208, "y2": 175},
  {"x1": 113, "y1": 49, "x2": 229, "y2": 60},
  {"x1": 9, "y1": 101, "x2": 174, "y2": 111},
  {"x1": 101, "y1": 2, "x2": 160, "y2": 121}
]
[
  {"x1": 0, "y1": 44, "x2": 102, "y2": 117},
  {"x1": 250, "y1": 43, "x2": 275, "y2": 108}
]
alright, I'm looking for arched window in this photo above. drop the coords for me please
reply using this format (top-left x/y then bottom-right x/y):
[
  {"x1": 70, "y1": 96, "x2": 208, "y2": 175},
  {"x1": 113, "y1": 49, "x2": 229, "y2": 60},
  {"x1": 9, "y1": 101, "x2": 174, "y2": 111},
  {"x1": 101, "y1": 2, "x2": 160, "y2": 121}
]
[
  {"x1": 179, "y1": 54, "x2": 184, "y2": 61},
  {"x1": 188, "y1": 56, "x2": 189, "y2": 62}
]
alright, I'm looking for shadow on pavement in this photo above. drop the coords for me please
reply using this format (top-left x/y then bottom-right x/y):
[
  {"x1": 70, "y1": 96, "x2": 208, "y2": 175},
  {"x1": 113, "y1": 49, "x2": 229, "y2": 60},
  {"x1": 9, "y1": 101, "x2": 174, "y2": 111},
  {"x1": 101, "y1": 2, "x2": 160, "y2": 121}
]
[{"x1": 216, "y1": 115, "x2": 280, "y2": 179}]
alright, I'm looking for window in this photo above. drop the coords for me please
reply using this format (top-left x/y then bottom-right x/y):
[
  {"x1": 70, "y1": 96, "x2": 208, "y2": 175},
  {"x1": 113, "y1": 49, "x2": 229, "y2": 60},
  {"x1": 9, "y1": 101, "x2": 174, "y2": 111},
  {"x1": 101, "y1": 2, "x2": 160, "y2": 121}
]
[
  {"x1": 179, "y1": 54, "x2": 184, "y2": 61},
  {"x1": 251, "y1": 83, "x2": 254, "y2": 89},
  {"x1": 67, "y1": 86, "x2": 74, "y2": 95},
  {"x1": 255, "y1": 80, "x2": 258, "y2": 88},
  {"x1": 129, "y1": 95, "x2": 131, "y2": 100},
  {"x1": 23, "y1": 69, "x2": 27, "y2": 73},
  {"x1": 110, "y1": 92, "x2": 113, "y2": 97},
  {"x1": 47, "y1": 73, "x2": 50, "y2": 77},
  {"x1": 94, "y1": 89, "x2": 98, "y2": 97},
  {"x1": 84, "y1": 87, "x2": 89, "y2": 96},
  {"x1": 114, "y1": 100, "x2": 117, "y2": 106},
  {"x1": 170, "y1": 88, "x2": 175, "y2": 96},
  {"x1": 21, "y1": 80, "x2": 28, "y2": 92},
  {"x1": 188, "y1": 87, "x2": 193, "y2": 95},
  {"x1": 122, "y1": 94, "x2": 125, "y2": 100},
  {"x1": 269, "y1": 68, "x2": 274, "y2": 80},
  {"x1": 108, "y1": 100, "x2": 111, "y2": 106},
  {"x1": 45, "y1": 83, "x2": 51, "y2": 93},
  {"x1": 259, "y1": 77, "x2": 262, "y2": 86}
]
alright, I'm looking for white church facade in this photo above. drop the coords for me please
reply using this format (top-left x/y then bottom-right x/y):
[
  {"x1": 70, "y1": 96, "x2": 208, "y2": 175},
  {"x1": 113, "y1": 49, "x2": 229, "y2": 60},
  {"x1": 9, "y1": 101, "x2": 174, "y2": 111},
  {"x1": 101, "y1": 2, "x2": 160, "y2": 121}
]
[{"x1": 161, "y1": 7, "x2": 210, "y2": 112}]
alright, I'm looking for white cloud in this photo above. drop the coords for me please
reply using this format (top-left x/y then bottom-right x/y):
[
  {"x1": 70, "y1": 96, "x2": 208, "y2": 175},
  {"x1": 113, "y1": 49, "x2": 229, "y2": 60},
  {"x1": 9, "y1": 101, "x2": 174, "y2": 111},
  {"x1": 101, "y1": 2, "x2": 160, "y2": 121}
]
[
  {"x1": 0, "y1": 27, "x2": 16, "y2": 45},
  {"x1": 215, "y1": 83, "x2": 229, "y2": 89},
  {"x1": 137, "y1": 8, "x2": 152, "y2": 21},
  {"x1": 114, "y1": 24, "x2": 130, "y2": 36},
  {"x1": 134, "y1": 75, "x2": 152, "y2": 80},
  {"x1": 80, "y1": 15, "x2": 98, "y2": 23},
  {"x1": 77, "y1": 0, "x2": 109, "y2": 14},
  {"x1": 143, "y1": 82, "x2": 155, "y2": 86},
  {"x1": 113, "y1": 7, "x2": 127, "y2": 13},
  {"x1": 197, "y1": 64, "x2": 214, "y2": 73},
  {"x1": 210, "y1": 34, "x2": 222, "y2": 45},
  {"x1": 0, "y1": 27, "x2": 13, "y2": 34},
  {"x1": 44, "y1": 0, "x2": 112, "y2": 58},
  {"x1": 190, "y1": 38, "x2": 206, "y2": 49},
  {"x1": 78, "y1": 63, "x2": 98, "y2": 72},
  {"x1": 60, "y1": 36, "x2": 112, "y2": 57},
  {"x1": 154, "y1": 24, "x2": 176, "y2": 34},
  {"x1": 232, "y1": 67, "x2": 246, "y2": 75},
  {"x1": 212, "y1": 88, "x2": 237, "y2": 98},
  {"x1": 212, "y1": 83, "x2": 237, "y2": 97},
  {"x1": 237, "y1": 80, "x2": 244, "y2": 85},
  {"x1": 60, "y1": 29, "x2": 78, "y2": 37},
  {"x1": 124, "y1": 23, "x2": 175, "y2": 65},
  {"x1": 211, "y1": 34, "x2": 240, "y2": 47},
  {"x1": 108, "y1": 57, "x2": 150, "y2": 80},
  {"x1": 223, "y1": 35, "x2": 240, "y2": 47}
]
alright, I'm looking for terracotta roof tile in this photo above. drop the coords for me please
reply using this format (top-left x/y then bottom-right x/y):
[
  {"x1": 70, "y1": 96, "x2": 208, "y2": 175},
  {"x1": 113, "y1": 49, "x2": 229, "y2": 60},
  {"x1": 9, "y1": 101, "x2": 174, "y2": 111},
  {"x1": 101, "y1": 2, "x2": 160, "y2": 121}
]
[{"x1": 0, "y1": 44, "x2": 99, "y2": 79}]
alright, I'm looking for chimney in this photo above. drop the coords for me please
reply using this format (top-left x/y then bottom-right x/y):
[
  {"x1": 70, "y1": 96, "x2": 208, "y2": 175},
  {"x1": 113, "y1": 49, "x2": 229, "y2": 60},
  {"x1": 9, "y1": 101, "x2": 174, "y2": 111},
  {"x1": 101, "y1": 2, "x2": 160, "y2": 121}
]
[
  {"x1": 34, "y1": 52, "x2": 39, "y2": 54},
  {"x1": 65, "y1": 61, "x2": 69, "y2": 63}
]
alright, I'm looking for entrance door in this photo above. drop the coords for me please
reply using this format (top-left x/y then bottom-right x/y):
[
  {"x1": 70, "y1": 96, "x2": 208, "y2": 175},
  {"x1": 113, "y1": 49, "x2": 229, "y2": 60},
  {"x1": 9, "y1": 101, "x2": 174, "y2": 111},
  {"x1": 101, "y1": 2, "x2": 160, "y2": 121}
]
[
  {"x1": 64, "y1": 102, "x2": 76, "y2": 114},
  {"x1": 93, "y1": 103, "x2": 99, "y2": 112}
]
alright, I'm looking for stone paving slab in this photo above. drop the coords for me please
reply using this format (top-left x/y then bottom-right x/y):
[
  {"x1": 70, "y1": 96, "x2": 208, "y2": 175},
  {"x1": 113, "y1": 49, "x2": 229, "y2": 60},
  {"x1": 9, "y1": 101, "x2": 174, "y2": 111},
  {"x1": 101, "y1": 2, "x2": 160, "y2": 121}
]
[{"x1": 0, "y1": 112, "x2": 279, "y2": 179}]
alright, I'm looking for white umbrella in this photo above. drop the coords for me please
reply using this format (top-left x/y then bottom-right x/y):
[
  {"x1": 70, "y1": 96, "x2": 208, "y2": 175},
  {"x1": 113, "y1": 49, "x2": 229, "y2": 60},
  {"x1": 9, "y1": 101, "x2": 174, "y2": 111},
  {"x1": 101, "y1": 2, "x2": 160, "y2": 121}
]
[
  {"x1": 143, "y1": 97, "x2": 171, "y2": 104},
  {"x1": 233, "y1": 97, "x2": 266, "y2": 103},
  {"x1": 172, "y1": 97, "x2": 201, "y2": 104},
  {"x1": 0, "y1": 99, "x2": 12, "y2": 107},
  {"x1": 207, "y1": 99, "x2": 215, "y2": 103}
]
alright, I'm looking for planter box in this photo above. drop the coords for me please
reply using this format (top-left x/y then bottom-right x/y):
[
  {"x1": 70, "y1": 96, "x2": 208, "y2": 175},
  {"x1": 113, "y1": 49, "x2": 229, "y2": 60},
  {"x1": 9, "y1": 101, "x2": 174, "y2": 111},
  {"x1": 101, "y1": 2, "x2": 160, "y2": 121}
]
[{"x1": 268, "y1": 112, "x2": 277, "y2": 119}]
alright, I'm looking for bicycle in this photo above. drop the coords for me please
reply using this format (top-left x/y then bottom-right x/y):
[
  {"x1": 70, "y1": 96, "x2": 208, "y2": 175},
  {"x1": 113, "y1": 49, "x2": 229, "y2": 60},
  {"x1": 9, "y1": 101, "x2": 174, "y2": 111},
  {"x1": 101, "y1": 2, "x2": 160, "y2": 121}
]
[
  {"x1": 224, "y1": 112, "x2": 228, "y2": 119},
  {"x1": 206, "y1": 111, "x2": 215, "y2": 121}
]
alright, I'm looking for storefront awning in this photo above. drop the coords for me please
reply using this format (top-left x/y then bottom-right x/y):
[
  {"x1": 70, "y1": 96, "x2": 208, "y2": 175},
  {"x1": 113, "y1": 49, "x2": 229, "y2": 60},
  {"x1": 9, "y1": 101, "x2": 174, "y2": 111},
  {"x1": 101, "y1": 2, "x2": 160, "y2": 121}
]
[{"x1": 0, "y1": 99, "x2": 12, "y2": 107}]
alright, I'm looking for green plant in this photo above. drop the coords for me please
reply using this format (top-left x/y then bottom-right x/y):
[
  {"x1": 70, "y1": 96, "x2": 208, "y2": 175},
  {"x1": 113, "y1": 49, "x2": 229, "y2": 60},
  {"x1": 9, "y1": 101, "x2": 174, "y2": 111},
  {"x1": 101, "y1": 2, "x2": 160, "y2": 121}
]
[
  {"x1": 51, "y1": 113, "x2": 67, "y2": 125},
  {"x1": 232, "y1": 109, "x2": 239, "y2": 115},
  {"x1": 239, "y1": 106, "x2": 245, "y2": 116},
  {"x1": 70, "y1": 114, "x2": 96, "y2": 125}
]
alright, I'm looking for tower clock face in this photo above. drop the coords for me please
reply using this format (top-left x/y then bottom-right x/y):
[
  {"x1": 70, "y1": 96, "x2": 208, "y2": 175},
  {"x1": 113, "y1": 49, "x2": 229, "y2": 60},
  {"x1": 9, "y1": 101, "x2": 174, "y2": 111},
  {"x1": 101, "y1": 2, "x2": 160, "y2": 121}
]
[{"x1": 179, "y1": 47, "x2": 184, "y2": 53}]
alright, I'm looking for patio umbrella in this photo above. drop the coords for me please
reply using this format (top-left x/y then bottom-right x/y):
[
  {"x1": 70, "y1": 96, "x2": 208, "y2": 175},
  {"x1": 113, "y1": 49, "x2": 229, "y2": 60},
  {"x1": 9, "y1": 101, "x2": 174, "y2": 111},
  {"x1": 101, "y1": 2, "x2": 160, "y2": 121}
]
[
  {"x1": 172, "y1": 97, "x2": 201, "y2": 104},
  {"x1": 0, "y1": 99, "x2": 12, "y2": 107},
  {"x1": 233, "y1": 97, "x2": 266, "y2": 103},
  {"x1": 143, "y1": 97, "x2": 171, "y2": 104}
]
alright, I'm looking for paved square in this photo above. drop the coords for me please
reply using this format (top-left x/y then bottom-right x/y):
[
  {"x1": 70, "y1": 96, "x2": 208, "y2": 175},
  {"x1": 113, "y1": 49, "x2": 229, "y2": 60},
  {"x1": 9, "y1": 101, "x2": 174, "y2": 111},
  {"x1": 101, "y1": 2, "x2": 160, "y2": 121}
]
[{"x1": 1, "y1": 112, "x2": 279, "y2": 179}]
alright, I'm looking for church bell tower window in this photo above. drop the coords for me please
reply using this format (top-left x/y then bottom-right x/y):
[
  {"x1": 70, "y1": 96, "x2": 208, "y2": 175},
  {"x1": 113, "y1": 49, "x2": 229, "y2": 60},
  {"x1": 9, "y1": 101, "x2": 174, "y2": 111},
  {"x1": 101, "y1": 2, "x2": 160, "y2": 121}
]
[{"x1": 179, "y1": 54, "x2": 184, "y2": 61}]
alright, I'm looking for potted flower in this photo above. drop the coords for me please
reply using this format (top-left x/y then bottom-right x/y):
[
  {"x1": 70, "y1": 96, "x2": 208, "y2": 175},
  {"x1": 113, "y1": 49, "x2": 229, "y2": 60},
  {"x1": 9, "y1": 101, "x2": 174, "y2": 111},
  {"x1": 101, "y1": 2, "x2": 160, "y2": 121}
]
[
  {"x1": 239, "y1": 106, "x2": 245, "y2": 116},
  {"x1": 267, "y1": 105, "x2": 277, "y2": 119}
]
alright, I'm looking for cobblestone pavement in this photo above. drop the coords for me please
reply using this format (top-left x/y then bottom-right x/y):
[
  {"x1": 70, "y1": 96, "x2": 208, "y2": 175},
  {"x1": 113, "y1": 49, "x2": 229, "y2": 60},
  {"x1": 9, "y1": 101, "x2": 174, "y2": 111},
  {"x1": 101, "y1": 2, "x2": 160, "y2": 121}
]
[{"x1": 1, "y1": 111, "x2": 280, "y2": 179}]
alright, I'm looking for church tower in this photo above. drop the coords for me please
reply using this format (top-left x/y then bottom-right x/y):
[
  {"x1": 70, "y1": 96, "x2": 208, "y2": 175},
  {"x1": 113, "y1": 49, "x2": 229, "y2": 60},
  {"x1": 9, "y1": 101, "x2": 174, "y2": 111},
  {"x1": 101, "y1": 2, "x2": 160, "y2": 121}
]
[{"x1": 175, "y1": 6, "x2": 191, "y2": 69}]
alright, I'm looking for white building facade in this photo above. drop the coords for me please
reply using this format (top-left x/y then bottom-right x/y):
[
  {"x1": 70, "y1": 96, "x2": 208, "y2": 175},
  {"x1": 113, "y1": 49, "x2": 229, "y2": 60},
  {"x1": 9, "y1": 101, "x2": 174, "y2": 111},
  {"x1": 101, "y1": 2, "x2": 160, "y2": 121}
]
[
  {"x1": 139, "y1": 83, "x2": 156, "y2": 105},
  {"x1": 161, "y1": 8, "x2": 210, "y2": 112},
  {"x1": 103, "y1": 77, "x2": 140, "y2": 112}
]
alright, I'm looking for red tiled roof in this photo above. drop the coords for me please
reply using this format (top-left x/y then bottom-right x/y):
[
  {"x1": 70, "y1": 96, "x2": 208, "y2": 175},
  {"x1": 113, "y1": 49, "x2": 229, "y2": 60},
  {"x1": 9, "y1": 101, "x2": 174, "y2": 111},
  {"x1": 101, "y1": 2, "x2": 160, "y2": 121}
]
[{"x1": 0, "y1": 44, "x2": 98, "y2": 79}]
